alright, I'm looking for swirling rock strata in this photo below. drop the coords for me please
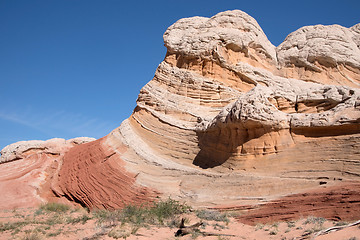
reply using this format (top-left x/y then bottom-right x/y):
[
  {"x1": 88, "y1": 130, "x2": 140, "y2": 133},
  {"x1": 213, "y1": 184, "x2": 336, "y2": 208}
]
[
  {"x1": 53, "y1": 137, "x2": 157, "y2": 209},
  {"x1": 0, "y1": 137, "x2": 95, "y2": 209}
]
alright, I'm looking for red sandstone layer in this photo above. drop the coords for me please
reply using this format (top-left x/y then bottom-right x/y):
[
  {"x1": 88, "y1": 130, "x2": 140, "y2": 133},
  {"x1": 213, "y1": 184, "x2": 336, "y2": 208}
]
[
  {"x1": 233, "y1": 181, "x2": 360, "y2": 225},
  {"x1": 53, "y1": 138, "x2": 157, "y2": 209}
]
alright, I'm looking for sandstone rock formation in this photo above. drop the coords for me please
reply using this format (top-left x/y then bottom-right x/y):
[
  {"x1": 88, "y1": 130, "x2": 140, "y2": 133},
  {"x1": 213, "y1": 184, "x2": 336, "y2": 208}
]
[
  {"x1": 235, "y1": 181, "x2": 360, "y2": 225},
  {"x1": 0, "y1": 137, "x2": 95, "y2": 209},
  {"x1": 52, "y1": 138, "x2": 157, "y2": 209},
  {"x1": 0, "y1": 10, "x2": 359, "y2": 222}
]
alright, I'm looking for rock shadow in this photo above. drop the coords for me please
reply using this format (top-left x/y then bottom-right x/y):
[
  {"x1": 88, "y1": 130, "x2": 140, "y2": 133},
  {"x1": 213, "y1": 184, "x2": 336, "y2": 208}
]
[{"x1": 193, "y1": 125, "x2": 273, "y2": 169}]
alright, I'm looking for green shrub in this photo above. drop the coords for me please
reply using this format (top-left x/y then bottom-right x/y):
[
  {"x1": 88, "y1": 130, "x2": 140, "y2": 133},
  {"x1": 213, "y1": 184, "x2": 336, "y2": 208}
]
[
  {"x1": 148, "y1": 198, "x2": 190, "y2": 224},
  {"x1": 93, "y1": 198, "x2": 190, "y2": 227}
]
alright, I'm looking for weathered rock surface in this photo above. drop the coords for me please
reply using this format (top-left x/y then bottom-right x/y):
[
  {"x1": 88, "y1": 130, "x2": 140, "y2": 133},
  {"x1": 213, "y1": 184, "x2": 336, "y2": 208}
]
[
  {"x1": 0, "y1": 10, "x2": 359, "y2": 223},
  {"x1": 111, "y1": 10, "x2": 360, "y2": 210},
  {"x1": 0, "y1": 137, "x2": 94, "y2": 163},
  {"x1": 0, "y1": 137, "x2": 95, "y2": 209},
  {"x1": 234, "y1": 181, "x2": 360, "y2": 225},
  {"x1": 53, "y1": 137, "x2": 157, "y2": 209},
  {"x1": 277, "y1": 23, "x2": 360, "y2": 87}
]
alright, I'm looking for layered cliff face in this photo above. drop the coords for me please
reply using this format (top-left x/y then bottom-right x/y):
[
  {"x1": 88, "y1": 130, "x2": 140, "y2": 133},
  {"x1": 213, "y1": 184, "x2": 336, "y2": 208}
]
[
  {"x1": 107, "y1": 10, "x2": 360, "y2": 207},
  {"x1": 1, "y1": 10, "x2": 360, "y2": 214}
]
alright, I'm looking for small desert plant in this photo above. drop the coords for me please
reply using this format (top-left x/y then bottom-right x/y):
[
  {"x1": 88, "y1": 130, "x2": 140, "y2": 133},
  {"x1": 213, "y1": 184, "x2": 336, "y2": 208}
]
[
  {"x1": 287, "y1": 221, "x2": 296, "y2": 228},
  {"x1": 0, "y1": 221, "x2": 28, "y2": 232},
  {"x1": 255, "y1": 223, "x2": 264, "y2": 231},
  {"x1": 195, "y1": 209, "x2": 229, "y2": 223},
  {"x1": 269, "y1": 230, "x2": 278, "y2": 235},
  {"x1": 271, "y1": 222, "x2": 279, "y2": 228},
  {"x1": 303, "y1": 224, "x2": 324, "y2": 235},
  {"x1": 121, "y1": 204, "x2": 147, "y2": 225},
  {"x1": 348, "y1": 237, "x2": 357, "y2": 240},
  {"x1": 217, "y1": 237, "x2": 230, "y2": 240},
  {"x1": 46, "y1": 229, "x2": 63, "y2": 237},
  {"x1": 43, "y1": 214, "x2": 66, "y2": 225},
  {"x1": 93, "y1": 209, "x2": 122, "y2": 226},
  {"x1": 260, "y1": 222, "x2": 278, "y2": 235},
  {"x1": 334, "y1": 221, "x2": 348, "y2": 226},
  {"x1": 39, "y1": 202, "x2": 70, "y2": 213},
  {"x1": 304, "y1": 216, "x2": 325, "y2": 225},
  {"x1": 107, "y1": 223, "x2": 137, "y2": 239},
  {"x1": 212, "y1": 222, "x2": 226, "y2": 230},
  {"x1": 21, "y1": 230, "x2": 43, "y2": 240},
  {"x1": 67, "y1": 213, "x2": 92, "y2": 224},
  {"x1": 148, "y1": 198, "x2": 190, "y2": 224},
  {"x1": 94, "y1": 198, "x2": 190, "y2": 227}
]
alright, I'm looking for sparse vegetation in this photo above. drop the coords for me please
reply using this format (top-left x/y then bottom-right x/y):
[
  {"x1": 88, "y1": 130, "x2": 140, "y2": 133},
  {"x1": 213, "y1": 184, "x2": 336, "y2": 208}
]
[
  {"x1": 0, "y1": 201, "x2": 358, "y2": 239},
  {"x1": 287, "y1": 220, "x2": 296, "y2": 228},
  {"x1": 255, "y1": 223, "x2": 264, "y2": 230},
  {"x1": 212, "y1": 222, "x2": 226, "y2": 230},
  {"x1": 66, "y1": 213, "x2": 92, "y2": 224},
  {"x1": 334, "y1": 221, "x2": 349, "y2": 226},
  {"x1": 269, "y1": 230, "x2": 277, "y2": 235},
  {"x1": 196, "y1": 209, "x2": 229, "y2": 223},
  {"x1": 304, "y1": 216, "x2": 325, "y2": 225},
  {"x1": 39, "y1": 202, "x2": 70, "y2": 213},
  {"x1": 107, "y1": 224, "x2": 133, "y2": 239},
  {"x1": 302, "y1": 216, "x2": 326, "y2": 235},
  {"x1": 0, "y1": 203, "x2": 85, "y2": 238},
  {"x1": 217, "y1": 237, "x2": 230, "y2": 240},
  {"x1": 190, "y1": 230, "x2": 201, "y2": 239},
  {"x1": 93, "y1": 198, "x2": 191, "y2": 228},
  {"x1": 21, "y1": 230, "x2": 43, "y2": 240}
]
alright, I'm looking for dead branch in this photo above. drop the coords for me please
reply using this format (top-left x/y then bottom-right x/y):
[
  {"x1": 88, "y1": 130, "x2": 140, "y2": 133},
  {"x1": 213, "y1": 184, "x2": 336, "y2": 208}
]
[{"x1": 312, "y1": 219, "x2": 360, "y2": 239}]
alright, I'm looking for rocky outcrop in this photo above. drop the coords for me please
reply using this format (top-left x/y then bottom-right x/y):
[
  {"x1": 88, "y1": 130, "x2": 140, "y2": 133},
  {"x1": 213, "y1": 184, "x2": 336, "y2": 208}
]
[
  {"x1": 0, "y1": 137, "x2": 94, "y2": 163},
  {"x1": 111, "y1": 9, "x2": 360, "y2": 208},
  {"x1": 0, "y1": 137, "x2": 95, "y2": 209},
  {"x1": 0, "y1": 10, "x2": 359, "y2": 221},
  {"x1": 277, "y1": 23, "x2": 360, "y2": 87}
]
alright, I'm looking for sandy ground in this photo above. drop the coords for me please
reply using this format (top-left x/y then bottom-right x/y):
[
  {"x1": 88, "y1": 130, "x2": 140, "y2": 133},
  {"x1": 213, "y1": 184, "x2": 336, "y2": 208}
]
[{"x1": 0, "y1": 206, "x2": 359, "y2": 240}]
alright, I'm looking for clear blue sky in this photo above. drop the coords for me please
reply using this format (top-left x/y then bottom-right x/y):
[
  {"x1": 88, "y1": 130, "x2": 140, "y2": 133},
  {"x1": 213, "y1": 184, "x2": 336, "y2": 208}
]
[{"x1": 0, "y1": 0, "x2": 359, "y2": 150}]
